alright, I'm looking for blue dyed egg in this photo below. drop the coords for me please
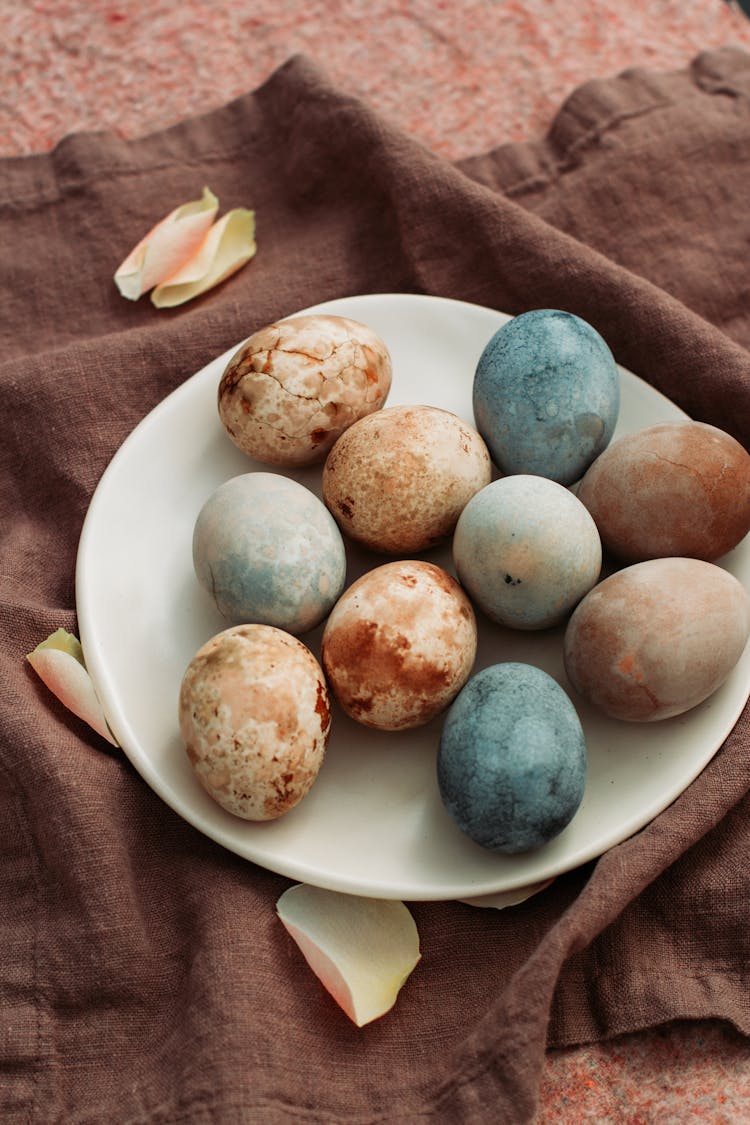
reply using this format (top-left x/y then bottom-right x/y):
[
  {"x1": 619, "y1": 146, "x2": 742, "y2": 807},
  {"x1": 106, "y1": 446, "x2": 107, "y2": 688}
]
[
  {"x1": 437, "y1": 663, "x2": 587, "y2": 854},
  {"x1": 192, "y1": 472, "x2": 346, "y2": 635},
  {"x1": 453, "y1": 475, "x2": 601, "y2": 630},
  {"x1": 473, "y1": 309, "x2": 620, "y2": 484}
]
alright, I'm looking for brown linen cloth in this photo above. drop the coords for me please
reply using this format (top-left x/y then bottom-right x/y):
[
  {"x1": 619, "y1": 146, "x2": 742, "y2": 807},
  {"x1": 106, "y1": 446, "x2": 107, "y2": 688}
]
[{"x1": 3, "y1": 46, "x2": 750, "y2": 1124}]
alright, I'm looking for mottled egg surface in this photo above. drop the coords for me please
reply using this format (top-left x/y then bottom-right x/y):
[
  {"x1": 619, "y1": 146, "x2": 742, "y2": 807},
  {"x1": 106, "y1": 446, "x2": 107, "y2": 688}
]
[
  {"x1": 178, "y1": 624, "x2": 331, "y2": 820},
  {"x1": 564, "y1": 557, "x2": 750, "y2": 722},
  {"x1": 577, "y1": 421, "x2": 750, "y2": 562},
  {"x1": 453, "y1": 475, "x2": 602, "y2": 630},
  {"x1": 473, "y1": 309, "x2": 620, "y2": 485},
  {"x1": 218, "y1": 314, "x2": 392, "y2": 467},
  {"x1": 192, "y1": 472, "x2": 346, "y2": 635},
  {"x1": 321, "y1": 560, "x2": 477, "y2": 731},
  {"x1": 437, "y1": 663, "x2": 587, "y2": 854},
  {"x1": 322, "y1": 404, "x2": 492, "y2": 554}
]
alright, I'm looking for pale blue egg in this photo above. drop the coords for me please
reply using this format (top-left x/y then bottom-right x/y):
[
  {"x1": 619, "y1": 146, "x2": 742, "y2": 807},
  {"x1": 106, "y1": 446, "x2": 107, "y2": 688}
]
[
  {"x1": 473, "y1": 309, "x2": 620, "y2": 485},
  {"x1": 192, "y1": 472, "x2": 346, "y2": 635},
  {"x1": 453, "y1": 475, "x2": 601, "y2": 630},
  {"x1": 437, "y1": 662, "x2": 587, "y2": 854}
]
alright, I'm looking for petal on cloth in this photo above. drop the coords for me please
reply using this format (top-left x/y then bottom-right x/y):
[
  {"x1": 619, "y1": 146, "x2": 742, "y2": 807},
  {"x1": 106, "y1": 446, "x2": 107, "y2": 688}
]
[
  {"x1": 276, "y1": 884, "x2": 421, "y2": 1027},
  {"x1": 458, "y1": 878, "x2": 555, "y2": 909},
  {"x1": 27, "y1": 629, "x2": 119, "y2": 746},
  {"x1": 151, "y1": 207, "x2": 257, "y2": 308},
  {"x1": 114, "y1": 186, "x2": 219, "y2": 300}
]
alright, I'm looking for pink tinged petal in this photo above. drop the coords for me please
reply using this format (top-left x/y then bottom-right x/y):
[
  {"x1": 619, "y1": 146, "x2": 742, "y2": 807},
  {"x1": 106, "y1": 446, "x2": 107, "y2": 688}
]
[
  {"x1": 114, "y1": 186, "x2": 219, "y2": 300},
  {"x1": 276, "y1": 884, "x2": 421, "y2": 1027},
  {"x1": 150, "y1": 208, "x2": 256, "y2": 308},
  {"x1": 27, "y1": 630, "x2": 118, "y2": 746}
]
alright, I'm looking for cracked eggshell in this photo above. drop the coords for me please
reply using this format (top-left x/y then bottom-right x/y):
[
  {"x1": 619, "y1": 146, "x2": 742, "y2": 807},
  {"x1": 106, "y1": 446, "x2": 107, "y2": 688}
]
[
  {"x1": 218, "y1": 314, "x2": 392, "y2": 467},
  {"x1": 473, "y1": 309, "x2": 620, "y2": 485},
  {"x1": 192, "y1": 472, "x2": 346, "y2": 635},
  {"x1": 563, "y1": 557, "x2": 750, "y2": 722},
  {"x1": 322, "y1": 404, "x2": 492, "y2": 554},
  {"x1": 576, "y1": 421, "x2": 750, "y2": 562},
  {"x1": 321, "y1": 560, "x2": 477, "y2": 731},
  {"x1": 453, "y1": 475, "x2": 602, "y2": 630},
  {"x1": 178, "y1": 624, "x2": 331, "y2": 820}
]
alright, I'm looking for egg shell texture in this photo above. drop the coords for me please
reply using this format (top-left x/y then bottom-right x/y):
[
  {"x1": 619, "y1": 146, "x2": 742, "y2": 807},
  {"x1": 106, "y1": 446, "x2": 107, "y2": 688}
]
[
  {"x1": 192, "y1": 472, "x2": 346, "y2": 635},
  {"x1": 473, "y1": 309, "x2": 620, "y2": 485},
  {"x1": 218, "y1": 314, "x2": 392, "y2": 467},
  {"x1": 178, "y1": 624, "x2": 331, "y2": 820},
  {"x1": 437, "y1": 662, "x2": 587, "y2": 854},
  {"x1": 453, "y1": 475, "x2": 602, "y2": 630},
  {"x1": 321, "y1": 560, "x2": 477, "y2": 731},
  {"x1": 576, "y1": 421, "x2": 750, "y2": 562},
  {"x1": 564, "y1": 557, "x2": 750, "y2": 722},
  {"x1": 322, "y1": 404, "x2": 492, "y2": 554}
]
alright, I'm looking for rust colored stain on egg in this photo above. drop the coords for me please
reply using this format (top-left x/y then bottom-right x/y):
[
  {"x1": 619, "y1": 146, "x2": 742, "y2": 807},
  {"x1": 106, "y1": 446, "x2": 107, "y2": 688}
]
[
  {"x1": 314, "y1": 679, "x2": 331, "y2": 731},
  {"x1": 321, "y1": 560, "x2": 477, "y2": 730},
  {"x1": 577, "y1": 421, "x2": 750, "y2": 562},
  {"x1": 178, "y1": 624, "x2": 330, "y2": 820},
  {"x1": 336, "y1": 497, "x2": 355, "y2": 519},
  {"x1": 564, "y1": 557, "x2": 750, "y2": 721},
  {"x1": 321, "y1": 404, "x2": 492, "y2": 554},
  {"x1": 217, "y1": 314, "x2": 392, "y2": 467},
  {"x1": 324, "y1": 616, "x2": 455, "y2": 724}
]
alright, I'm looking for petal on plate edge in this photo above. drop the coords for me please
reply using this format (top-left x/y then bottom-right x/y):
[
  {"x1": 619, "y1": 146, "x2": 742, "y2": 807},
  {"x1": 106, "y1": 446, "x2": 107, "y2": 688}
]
[
  {"x1": 276, "y1": 884, "x2": 421, "y2": 1027},
  {"x1": 151, "y1": 208, "x2": 256, "y2": 308},
  {"x1": 27, "y1": 629, "x2": 119, "y2": 746},
  {"x1": 114, "y1": 186, "x2": 219, "y2": 300}
]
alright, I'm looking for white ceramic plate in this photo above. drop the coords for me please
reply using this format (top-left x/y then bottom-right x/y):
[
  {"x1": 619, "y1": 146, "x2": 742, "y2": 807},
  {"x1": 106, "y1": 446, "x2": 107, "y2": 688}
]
[{"x1": 76, "y1": 293, "x2": 750, "y2": 902}]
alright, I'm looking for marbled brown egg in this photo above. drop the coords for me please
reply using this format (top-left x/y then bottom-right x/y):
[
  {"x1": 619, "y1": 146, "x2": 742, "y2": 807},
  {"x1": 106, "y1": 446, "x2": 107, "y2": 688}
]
[
  {"x1": 576, "y1": 421, "x2": 750, "y2": 562},
  {"x1": 178, "y1": 624, "x2": 330, "y2": 819},
  {"x1": 322, "y1": 405, "x2": 492, "y2": 553},
  {"x1": 563, "y1": 557, "x2": 750, "y2": 722},
  {"x1": 321, "y1": 560, "x2": 477, "y2": 730},
  {"x1": 218, "y1": 314, "x2": 392, "y2": 467}
]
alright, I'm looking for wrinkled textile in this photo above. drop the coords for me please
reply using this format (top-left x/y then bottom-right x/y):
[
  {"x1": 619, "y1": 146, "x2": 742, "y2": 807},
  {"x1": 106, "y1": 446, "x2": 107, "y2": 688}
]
[{"x1": 2, "y1": 48, "x2": 750, "y2": 1125}]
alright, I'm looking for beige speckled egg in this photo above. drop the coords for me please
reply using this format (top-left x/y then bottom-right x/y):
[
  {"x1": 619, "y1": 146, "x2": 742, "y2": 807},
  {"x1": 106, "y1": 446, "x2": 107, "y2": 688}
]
[
  {"x1": 576, "y1": 421, "x2": 750, "y2": 562},
  {"x1": 321, "y1": 560, "x2": 477, "y2": 731},
  {"x1": 563, "y1": 557, "x2": 750, "y2": 722},
  {"x1": 178, "y1": 624, "x2": 330, "y2": 819},
  {"x1": 218, "y1": 314, "x2": 392, "y2": 467},
  {"x1": 322, "y1": 405, "x2": 492, "y2": 553}
]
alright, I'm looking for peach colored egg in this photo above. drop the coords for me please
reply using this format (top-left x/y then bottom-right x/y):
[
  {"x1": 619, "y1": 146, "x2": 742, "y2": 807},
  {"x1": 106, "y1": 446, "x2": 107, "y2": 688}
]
[
  {"x1": 321, "y1": 560, "x2": 477, "y2": 731},
  {"x1": 576, "y1": 421, "x2": 750, "y2": 562},
  {"x1": 563, "y1": 557, "x2": 750, "y2": 722},
  {"x1": 218, "y1": 314, "x2": 392, "y2": 467},
  {"x1": 178, "y1": 624, "x2": 330, "y2": 819},
  {"x1": 322, "y1": 405, "x2": 492, "y2": 554}
]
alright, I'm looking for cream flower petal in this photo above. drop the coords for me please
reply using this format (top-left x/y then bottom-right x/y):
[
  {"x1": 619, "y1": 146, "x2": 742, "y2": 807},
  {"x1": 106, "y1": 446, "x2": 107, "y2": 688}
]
[
  {"x1": 151, "y1": 208, "x2": 256, "y2": 308},
  {"x1": 276, "y1": 884, "x2": 421, "y2": 1027},
  {"x1": 114, "y1": 186, "x2": 219, "y2": 300},
  {"x1": 458, "y1": 878, "x2": 555, "y2": 909},
  {"x1": 27, "y1": 629, "x2": 118, "y2": 746}
]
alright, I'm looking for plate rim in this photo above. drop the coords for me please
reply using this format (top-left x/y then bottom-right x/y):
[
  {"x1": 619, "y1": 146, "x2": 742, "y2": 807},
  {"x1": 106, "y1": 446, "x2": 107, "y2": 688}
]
[{"x1": 75, "y1": 291, "x2": 750, "y2": 900}]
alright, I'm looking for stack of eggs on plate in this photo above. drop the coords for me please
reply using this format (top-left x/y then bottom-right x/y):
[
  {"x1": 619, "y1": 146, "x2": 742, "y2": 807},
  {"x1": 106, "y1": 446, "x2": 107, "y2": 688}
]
[{"x1": 178, "y1": 309, "x2": 750, "y2": 855}]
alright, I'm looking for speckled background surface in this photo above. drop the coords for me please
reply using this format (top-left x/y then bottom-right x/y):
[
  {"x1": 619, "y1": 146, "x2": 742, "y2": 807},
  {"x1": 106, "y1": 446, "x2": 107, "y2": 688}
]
[
  {"x1": 6, "y1": 2, "x2": 750, "y2": 1120},
  {"x1": 6, "y1": 0, "x2": 750, "y2": 161}
]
